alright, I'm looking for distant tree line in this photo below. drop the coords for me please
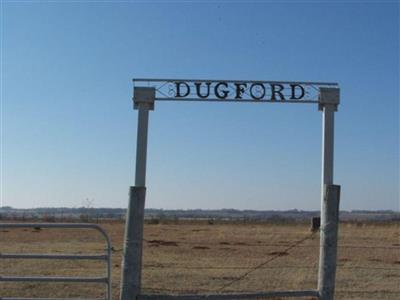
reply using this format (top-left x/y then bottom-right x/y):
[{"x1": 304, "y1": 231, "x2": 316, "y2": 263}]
[{"x1": 0, "y1": 206, "x2": 398, "y2": 223}]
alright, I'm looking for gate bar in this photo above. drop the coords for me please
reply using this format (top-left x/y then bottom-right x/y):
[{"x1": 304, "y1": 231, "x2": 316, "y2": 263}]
[
  {"x1": 0, "y1": 276, "x2": 107, "y2": 283},
  {"x1": 0, "y1": 253, "x2": 107, "y2": 260},
  {"x1": 138, "y1": 290, "x2": 319, "y2": 299},
  {"x1": 2, "y1": 298, "x2": 103, "y2": 300}
]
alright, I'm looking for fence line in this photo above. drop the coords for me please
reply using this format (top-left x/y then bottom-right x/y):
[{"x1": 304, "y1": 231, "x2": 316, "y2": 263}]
[
  {"x1": 142, "y1": 238, "x2": 399, "y2": 250},
  {"x1": 141, "y1": 287, "x2": 400, "y2": 295},
  {"x1": 142, "y1": 264, "x2": 400, "y2": 271},
  {"x1": 217, "y1": 233, "x2": 316, "y2": 291},
  {"x1": 139, "y1": 231, "x2": 399, "y2": 294}
]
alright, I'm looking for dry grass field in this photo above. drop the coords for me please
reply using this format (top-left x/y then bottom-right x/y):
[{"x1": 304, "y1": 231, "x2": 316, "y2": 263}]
[{"x1": 0, "y1": 220, "x2": 399, "y2": 299}]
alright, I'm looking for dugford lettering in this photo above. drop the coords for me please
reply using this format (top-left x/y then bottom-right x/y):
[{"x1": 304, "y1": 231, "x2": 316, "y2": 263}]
[{"x1": 175, "y1": 81, "x2": 305, "y2": 101}]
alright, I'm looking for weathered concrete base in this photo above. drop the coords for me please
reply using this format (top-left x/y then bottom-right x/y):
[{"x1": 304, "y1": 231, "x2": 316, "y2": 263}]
[
  {"x1": 120, "y1": 186, "x2": 146, "y2": 300},
  {"x1": 318, "y1": 184, "x2": 341, "y2": 300}
]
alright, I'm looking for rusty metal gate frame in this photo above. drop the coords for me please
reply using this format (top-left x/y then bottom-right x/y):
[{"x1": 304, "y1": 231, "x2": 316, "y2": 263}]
[{"x1": 0, "y1": 223, "x2": 112, "y2": 300}]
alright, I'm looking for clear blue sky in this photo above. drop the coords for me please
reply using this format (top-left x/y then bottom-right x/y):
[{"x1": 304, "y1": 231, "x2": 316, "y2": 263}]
[{"x1": 1, "y1": 1, "x2": 399, "y2": 211}]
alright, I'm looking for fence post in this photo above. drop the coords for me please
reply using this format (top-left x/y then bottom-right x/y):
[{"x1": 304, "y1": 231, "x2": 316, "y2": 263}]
[
  {"x1": 318, "y1": 184, "x2": 341, "y2": 300},
  {"x1": 120, "y1": 87, "x2": 154, "y2": 300}
]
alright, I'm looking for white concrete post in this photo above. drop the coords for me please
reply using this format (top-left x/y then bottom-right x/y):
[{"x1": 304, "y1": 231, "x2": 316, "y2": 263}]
[
  {"x1": 135, "y1": 105, "x2": 150, "y2": 187},
  {"x1": 120, "y1": 87, "x2": 155, "y2": 300},
  {"x1": 318, "y1": 88, "x2": 340, "y2": 300},
  {"x1": 321, "y1": 105, "x2": 335, "y2": 186}
]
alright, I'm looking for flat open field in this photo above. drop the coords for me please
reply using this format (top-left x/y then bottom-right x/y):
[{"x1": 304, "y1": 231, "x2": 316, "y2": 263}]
[{"x1": 1, "y1": 221, "x2": 399, "y2": 299}]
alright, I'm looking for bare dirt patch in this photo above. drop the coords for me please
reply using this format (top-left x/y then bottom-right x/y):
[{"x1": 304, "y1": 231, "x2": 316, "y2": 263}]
[
  {"x1": 146, "y1": 239, "x2": 178, "y2": 247},
  {"x1": 192, "y1": 246, "x2": 210, "y2": 250}
]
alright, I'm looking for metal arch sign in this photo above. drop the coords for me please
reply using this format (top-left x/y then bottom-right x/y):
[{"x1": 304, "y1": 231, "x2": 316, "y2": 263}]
[
  {"x1": 133, "y1": 78, "x2": 338, "y2": 103},
  {"x1": 123, "y1": 77, "x2": 341, "y2": 300}
]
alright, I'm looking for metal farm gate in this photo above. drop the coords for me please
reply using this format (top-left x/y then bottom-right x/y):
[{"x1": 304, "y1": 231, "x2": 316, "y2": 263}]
[{"x1": 0, "y1": 223, "x2": 112, "y2": 300}]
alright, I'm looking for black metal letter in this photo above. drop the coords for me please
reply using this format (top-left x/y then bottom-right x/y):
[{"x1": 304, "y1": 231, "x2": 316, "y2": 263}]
[
  {"x1": 270, "y1": 84, "x2": 285, "y2": 101},
  {"x1": 175, "y1": 81, "x2": 190, "y2": 98},
  {"x1": 214, "y1": 82, "x2": 229, "y2": 99},
  {"x1": 234, "y1": 82, "x2": 247, "y2": 99},
  {"x1": 195, "y1": 82, "x2": 211, "y2": 99},
  {"x1": 249, "y1": 83, "x2": 265, "y2": 100},
  {"x1": 290, "y1": 84, "x2": 305, "y2": 100}
]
